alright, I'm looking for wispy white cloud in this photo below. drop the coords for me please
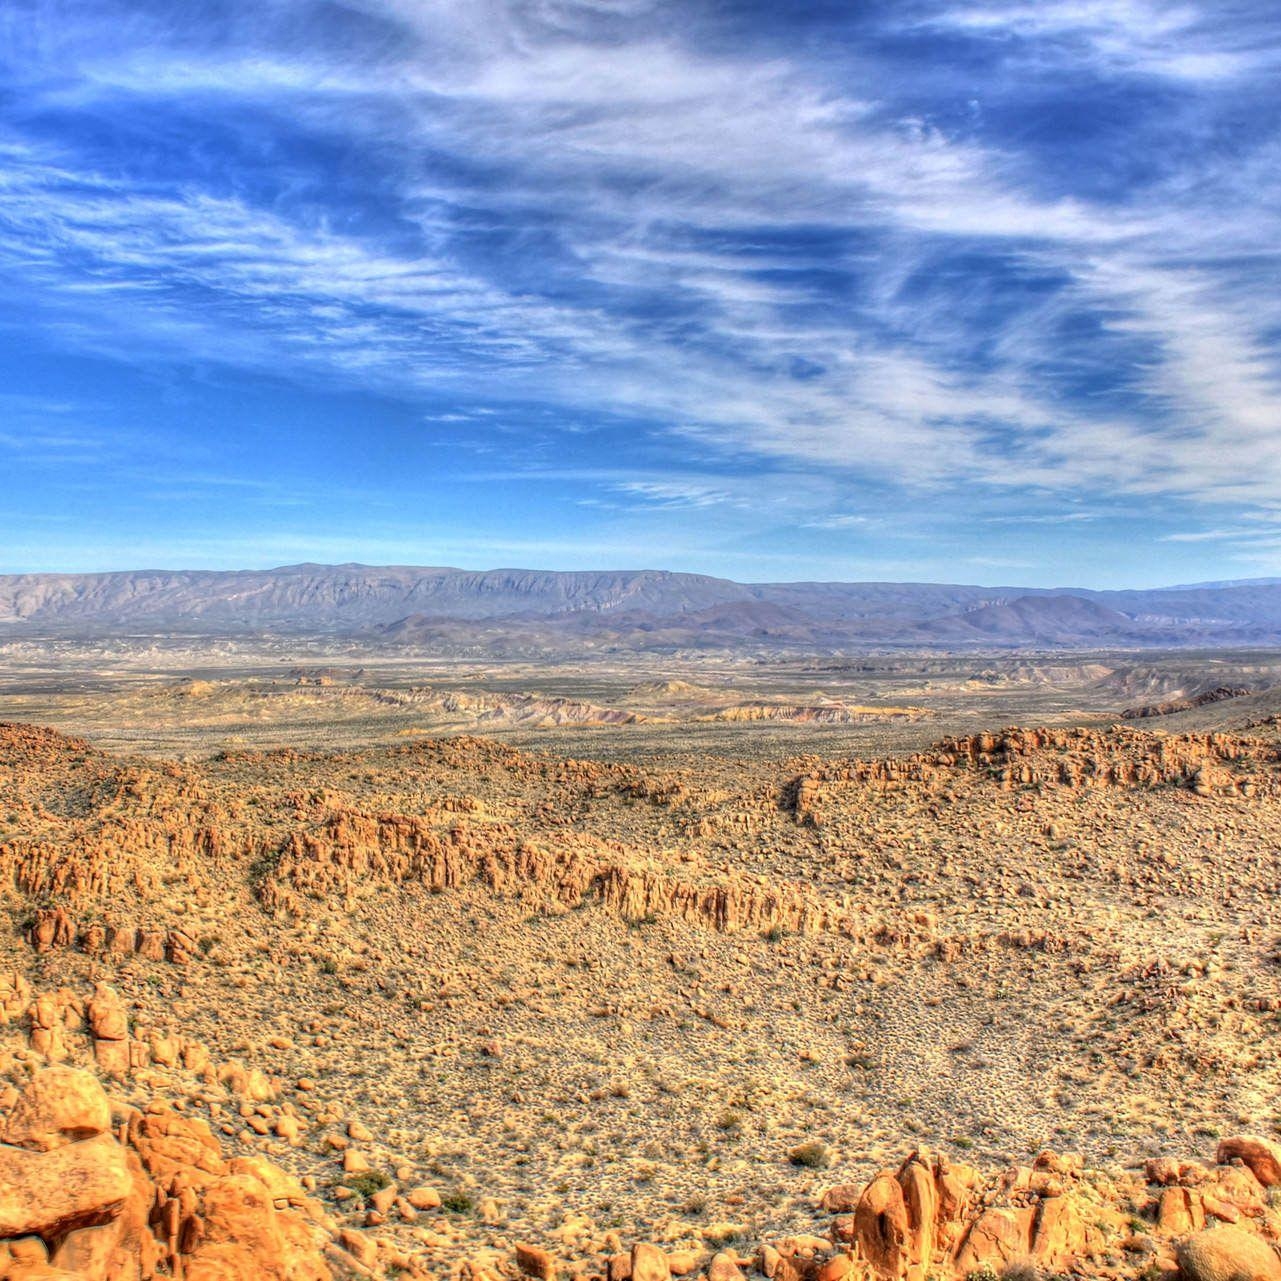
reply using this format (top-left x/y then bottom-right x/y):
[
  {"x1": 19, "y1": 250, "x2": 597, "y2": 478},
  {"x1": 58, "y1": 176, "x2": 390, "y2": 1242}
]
[
  {"x1": 0, "y1": 0, "x2": 1279, "y2": 559},
  {"x1": 612, "y1": 480, "x2": 736, "y2": 509},
  {"x1": 926, "y1": 0, "x2": 1279, "y2": 82}
]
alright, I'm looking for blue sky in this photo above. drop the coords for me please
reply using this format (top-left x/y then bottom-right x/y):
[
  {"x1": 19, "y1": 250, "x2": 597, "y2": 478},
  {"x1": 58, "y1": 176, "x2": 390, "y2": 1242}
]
[{"x1": 1, "y1": 0, "x2": 1280, "y2": 586}]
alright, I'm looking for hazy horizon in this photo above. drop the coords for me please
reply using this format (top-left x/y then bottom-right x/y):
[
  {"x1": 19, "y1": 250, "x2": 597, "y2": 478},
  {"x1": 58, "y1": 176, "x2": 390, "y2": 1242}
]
[{"x1": 5, "y1": 558, "x2": 1281, "y2": 598}]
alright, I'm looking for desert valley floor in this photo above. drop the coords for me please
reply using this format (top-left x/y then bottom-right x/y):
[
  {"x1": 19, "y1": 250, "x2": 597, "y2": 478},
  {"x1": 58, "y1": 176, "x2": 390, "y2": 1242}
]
[{"x1": 7, "y1": 644, "x2": 1281, "y2": 1281}]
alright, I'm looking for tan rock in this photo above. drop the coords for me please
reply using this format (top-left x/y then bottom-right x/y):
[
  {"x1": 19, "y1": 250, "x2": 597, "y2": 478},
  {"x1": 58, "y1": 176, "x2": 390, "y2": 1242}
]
[
  {"x1": 852, "y1": 1173, "x2": 909, "y2": 1279},
  {"x1": 897, "y1": 1156, "x2": 936, "y2": 1281},
  {"x1": 28, "y1": 993, "x2": 68, "y2": 1062},
  {"x1": 820, "y1": 1184, "x2": 863, "y2": 1214},
  {"x1": 815, "y1": 1255, "x2": 853, "y2": 1281},
  {"x1": 708, "y1": 1251, "x2": 745, "y2": 1281},
  {"x1": 1178, "y1": 1228, "x2": 1281, "y2": 1281},
  {"x1": 88, "y1": 983, "x2": 128, "y2": 1041},
  {"x1": 1030, "y1": 1194, "x2": 1086, "y2": 1268},
  {"x1": 517, "y1": 1241, "x2": 558, "y2": 1280},
  {"x1": 632, "y1": 1242, "x2": 670, "y2": 1281},
  {"x1": 955, "y1": 1206, "x2": 1034, "y2": 1273},
  {"x1": 50, "y1": 1219, "x2": 130, "y2": 1278},
  {"x1": 1158, "y1": 1187, "x2": 1207, "y2": 1236},
  {"x1": 0, "y1": 1065, "x2": 111, "y2": 1151},
  {"x1": 338, "y1": 1226, "x2": 379, "y2": 1268},
  {"x1": 187, "y1": 1171, "x2": 333, "y2": 1281},
  {"x1": 0, "y1": 1131, "x2": 132, "y2": 1239}
]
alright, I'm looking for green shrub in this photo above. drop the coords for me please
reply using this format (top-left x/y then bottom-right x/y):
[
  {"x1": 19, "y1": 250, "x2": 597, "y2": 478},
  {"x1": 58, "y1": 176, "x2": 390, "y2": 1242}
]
[{"x1": 343, "y1": 1170, "x2": 390, "y2": 1200}]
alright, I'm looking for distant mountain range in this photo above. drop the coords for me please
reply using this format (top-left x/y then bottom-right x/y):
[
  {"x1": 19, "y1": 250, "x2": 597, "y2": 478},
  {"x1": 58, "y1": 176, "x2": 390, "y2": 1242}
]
[{"x1": 4, "y1": 563, "x2": 1281, "y2": 651}]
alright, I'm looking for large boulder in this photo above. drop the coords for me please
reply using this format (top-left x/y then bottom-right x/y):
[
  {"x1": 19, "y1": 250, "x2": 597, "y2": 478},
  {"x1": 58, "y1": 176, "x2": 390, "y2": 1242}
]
[
  {"x1": 631, "y1": 1242, "x2": 669, "y2": 1281},
  {"x1": 1178, "y1": 1227, "x2": 1281, "y2": 1281},
  {"x1": 184, "y1": 1173, "x2": 331, "y2": 1281},
  {"x1": 0, "y1": 1065, "x2": 111, "y2": 1151},
  {"x1": 853, "y1": 1173, "x2": 910, "y2": 1279},
  {"x1": 955, "y1": 1206, "x2": 1035, "y2": 1274},
  {"x1": 0, "y1": 1132, "x2": 133, "y2": 1239},
  {"x1": 0, "y1": 1060, "x2": 335, "y2": 1281}
]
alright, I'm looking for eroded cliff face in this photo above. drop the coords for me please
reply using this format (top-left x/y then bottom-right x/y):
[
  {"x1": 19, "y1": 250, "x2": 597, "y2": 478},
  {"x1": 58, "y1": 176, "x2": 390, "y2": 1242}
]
[{"x1": 6, "y1": 723, "x2": 1274, "y2": 943}]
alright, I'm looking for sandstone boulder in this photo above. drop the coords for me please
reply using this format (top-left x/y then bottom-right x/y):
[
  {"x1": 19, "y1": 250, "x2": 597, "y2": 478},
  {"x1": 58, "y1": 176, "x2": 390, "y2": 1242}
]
[
  {"x1": 1178, "y1": 1228, "x2": 1281, "y2": 1281},
  {"x1": 0, "y1": 1065, "x2": 111, "y2": 1151},
  {"x1": 0, "y1": 1131, "x2": 132, "y2": 1239},
  {"x1": 632, "y1": 1242, "x2": 670, "y2": 1281},
  {"x1": 517, "y1": 1241, "x2": 557, "y2": 1280}
]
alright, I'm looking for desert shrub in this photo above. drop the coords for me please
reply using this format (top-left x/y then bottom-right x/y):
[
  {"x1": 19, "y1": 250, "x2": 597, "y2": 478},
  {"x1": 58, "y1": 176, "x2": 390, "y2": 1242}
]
[
  {"x1": 344, "y1": 1171, "x2": 390, "y2": 1200},
  {"x1": 788, "y1": 1140, "x2": 832, "y2": 1169},
  {"x1": 1001, "y1": 1262, "x2": 1041, "y2": 1281}
]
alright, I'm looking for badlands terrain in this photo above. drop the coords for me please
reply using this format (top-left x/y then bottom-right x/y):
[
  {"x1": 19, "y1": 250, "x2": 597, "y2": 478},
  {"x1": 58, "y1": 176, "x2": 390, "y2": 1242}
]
[{"x1": 6, "y1": 596, "x2": 1281, "y2": 1278}]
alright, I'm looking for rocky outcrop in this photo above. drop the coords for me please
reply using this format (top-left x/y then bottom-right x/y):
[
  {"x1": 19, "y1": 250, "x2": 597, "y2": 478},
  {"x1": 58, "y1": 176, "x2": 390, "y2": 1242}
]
[
  {"x1": 0, "y1": 1065, "x2": 335, "y2": 1280},
  {"x1": 588, "y1": 1137, "x2": 1281, "y2": 1281},
  {"x1": 259, "y1": 811, "x2": 845, "y2": 935},
  {"x1": 1123, "y1": 687, "x2": 1253, "y2": 720},
  {"x1": 789, "y1": 726, "x2": 1281, "y2": 820},
  {"x1": 26, "y1": 908, "x2": 198, "y2": 964}
]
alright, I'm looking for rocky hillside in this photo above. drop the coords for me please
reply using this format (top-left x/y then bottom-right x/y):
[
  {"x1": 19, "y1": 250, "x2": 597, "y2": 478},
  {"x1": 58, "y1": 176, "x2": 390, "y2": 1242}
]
[{"x1": 6, "y1": 719, "x2": 1281, "y2": 1276}]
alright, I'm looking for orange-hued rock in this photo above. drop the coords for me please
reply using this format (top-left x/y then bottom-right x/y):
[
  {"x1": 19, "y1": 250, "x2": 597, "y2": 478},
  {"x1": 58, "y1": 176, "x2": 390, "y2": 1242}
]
[
  {"x1": 955, "y1": 1206, "x2": 1034, "y2": 1273},
  {"x1": 1157, "y1": 1186, "x2": 1206, "y2": 1235},
  {"x1": 708, "y1": 1251, "x2": 746, "y2": 1281},
  {"x1": 1030, "y1": 1194, "x2": 1087, "y2": 1269},
  {"x1": 632, "y1": 1242, "x2": 670, "y2": 1281},
  {"x1": 27, "y1": 992, "x2": 69, "y2": 1063},
  {"x1": 808, "y1": 1146, "x2": 1156, "y2": 1281},
  {"x1": 897, "y1": 1156, "x2": 937, "y2": 1281},
  {"x1": 517, "y1": 1240, "x2": 558, "y2": 1280},
  {"x1": 183, "y1": 1172, "x2": 331, "y2": 1281},
  {"x1": 0, "y1": 1065, "x2": 334, "y2": 1280},
  {"x1": 27, "y1": 907, "x2": 74, "y2": 954},
  {"x1": 821, "y1": 1185, "x2": 864, "y2": 1215},
  {"x1": 88, "y1": 983, "x2": 131, "y2": 1077},
  {"x1": 0, "y1": 1131, "x2": 132, "y2": 1239},
  {"x1": 1217, "y1": 1137, "x2": 1281, "y2": 1188},
  {"x1": 853, "y1": 1172, "x2": 910, "y2": 1279}
]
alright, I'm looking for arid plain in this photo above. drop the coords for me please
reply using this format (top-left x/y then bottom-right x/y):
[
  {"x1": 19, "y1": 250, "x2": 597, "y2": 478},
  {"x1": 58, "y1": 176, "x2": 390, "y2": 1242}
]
[{"x1": 8, "y1": 634, "x2": 1281, "y2": 1280}]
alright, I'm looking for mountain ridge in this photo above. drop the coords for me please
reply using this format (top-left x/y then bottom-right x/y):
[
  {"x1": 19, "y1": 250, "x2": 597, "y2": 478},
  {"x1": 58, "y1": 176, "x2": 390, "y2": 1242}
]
[{"x1": 6, "y1": 564, "x2": 1281, "y2": 649}]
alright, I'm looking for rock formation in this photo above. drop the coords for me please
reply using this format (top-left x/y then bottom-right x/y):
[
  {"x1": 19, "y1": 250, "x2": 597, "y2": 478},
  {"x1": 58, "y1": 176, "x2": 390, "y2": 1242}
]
[{"x1": 0, "y1": 1064, "x2": 336, "y2": 1280}]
